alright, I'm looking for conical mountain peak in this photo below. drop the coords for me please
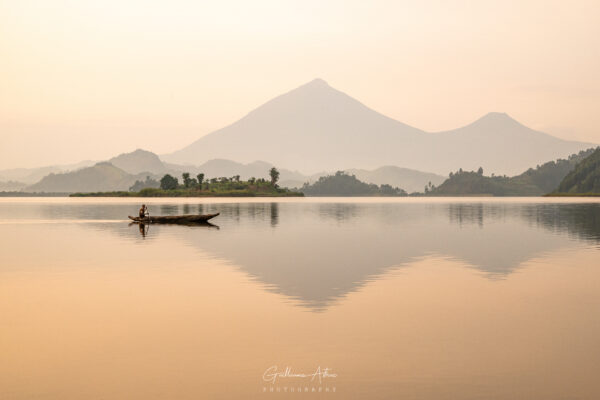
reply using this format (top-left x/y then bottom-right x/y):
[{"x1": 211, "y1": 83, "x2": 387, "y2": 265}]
[
  {"x1": 289, "y1": 78, "x2": 335, "y2": 96},
  {"x1": 476, "y1": 112, "x2": 515, "y2": 123},
  {"x1": 303, "y1": 78, "x2": 329, "y2": 88},
  {"x1": 464, "y1": 112, "x2": 523, "y2": 130},
  {"x1": 165, "y1": 81, "x2": 594, "y2": 175}
]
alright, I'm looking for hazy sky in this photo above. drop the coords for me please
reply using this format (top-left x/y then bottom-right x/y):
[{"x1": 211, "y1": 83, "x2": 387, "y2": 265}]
[{"x1": 1, "y1": 0, "x2": 599, "y2": 169}]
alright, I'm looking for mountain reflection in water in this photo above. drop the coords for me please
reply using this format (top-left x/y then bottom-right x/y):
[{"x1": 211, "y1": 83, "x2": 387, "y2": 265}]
[
  {"x1": 3, "y1": 199, "x2": 598, "y2": 311},
  {"x1": 118, "y1": 200, "x2": 599, "y2": 311}
]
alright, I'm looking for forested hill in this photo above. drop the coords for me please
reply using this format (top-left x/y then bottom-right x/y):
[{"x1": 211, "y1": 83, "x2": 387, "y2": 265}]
[
  {"x1": 510, "y1": 147, "x2": 597, "y2": 193},
  {"x1": 428, "y1": 170, "x2": 539, "y2": 196},
  {"x1": 300, "y1": 172, "x2": 407, "y2": 196},
  {"x1": 429, "y1": 148, "x2": 597, "y2": 196},
  {"x1": 553, "y1": 148, "x2": 600, "y2": 194}
]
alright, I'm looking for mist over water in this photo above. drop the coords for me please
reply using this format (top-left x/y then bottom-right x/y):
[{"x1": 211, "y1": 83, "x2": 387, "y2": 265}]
[{"x1": 1, "y1": 198, "x2": 599, "y2": 399}]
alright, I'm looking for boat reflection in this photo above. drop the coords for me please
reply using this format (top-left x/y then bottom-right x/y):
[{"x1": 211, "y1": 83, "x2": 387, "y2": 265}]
[{"x1": 130, "y1": 221, "x2": 219, "y2": 238}]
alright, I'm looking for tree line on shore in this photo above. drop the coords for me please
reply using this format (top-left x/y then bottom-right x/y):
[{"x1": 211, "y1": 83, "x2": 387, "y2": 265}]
[{"x1": 129, "y1": 167, "x2": 281, "y2": 192}]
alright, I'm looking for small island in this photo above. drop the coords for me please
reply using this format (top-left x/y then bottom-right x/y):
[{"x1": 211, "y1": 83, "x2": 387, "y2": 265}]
[
  {"x1": 300, "y1": 171, "x2": 408, "y2": 196},
  {"x1": 71, "y1": 168, "x2": 304, "y2": 197}
]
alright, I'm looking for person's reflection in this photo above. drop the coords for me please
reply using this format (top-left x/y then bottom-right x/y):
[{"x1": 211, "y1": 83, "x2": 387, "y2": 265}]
[{"x1": 138, "y1": 223, "x2": 148, "y2": 238}]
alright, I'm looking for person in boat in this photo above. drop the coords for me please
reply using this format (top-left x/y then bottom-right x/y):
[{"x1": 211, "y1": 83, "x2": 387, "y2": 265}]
[{"x1": 139, "y1": 204, "x2": 148, "y2": 218}]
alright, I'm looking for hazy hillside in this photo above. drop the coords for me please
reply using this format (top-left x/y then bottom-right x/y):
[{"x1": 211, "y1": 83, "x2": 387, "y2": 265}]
[
  {"x1": 25, "y1": 162, "x2": 148, "y2": 193},
  {"x1": 104, "y1": 149, "x2": 306, "y2": 184},
  {"x1": 554, "y1": 148, "x2": 600, "y2": 194},
  {"x1": 346, "y1": 166, "x2": 445, "y2": 193},
  {"x1": 0, "y1": 181, "x2": 27, "y2": 191},
  {"x1": 164, "y1": 79, "x2": 594, "y2": 175},
  {"x1": 109, "y1": 149, "x2": 166, "y2": 175},
  {"x1": 0, "y1": 160, "x2": 95, "y2": 184},
  {"x1": 21, "y1": 146, "x2": 594, "y2": 194},
  {"x1": 430, "y1": 148, "x2": 598, "y2": 196},
  {"x1": 512, "y1": 148, "x2": 597, "y2": 193}
]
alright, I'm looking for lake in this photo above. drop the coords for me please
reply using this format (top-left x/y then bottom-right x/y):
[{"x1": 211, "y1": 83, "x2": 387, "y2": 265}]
[{"x1": 1, "y1": 197, "x2": 599, "y2": 399}]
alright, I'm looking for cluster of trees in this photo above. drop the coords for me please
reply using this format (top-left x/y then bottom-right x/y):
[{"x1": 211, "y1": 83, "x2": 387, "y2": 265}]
[
  {"x1": 448, "y1": 167, "x2": 485, "y2": 178},
  {"x1": 156, "y1": 167, "x2": 281, "y2": 191},
  {"x1": 301, "y1": 171, "x2": 407, "y2": 196},
  {"x1": 423, "y1": 180, "x2": 437, "y2": 194}
]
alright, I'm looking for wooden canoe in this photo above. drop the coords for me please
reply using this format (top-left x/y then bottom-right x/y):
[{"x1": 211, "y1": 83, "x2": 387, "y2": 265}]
[{"x1": 128, "y1": 213, "x2": 219, "y2": 224}]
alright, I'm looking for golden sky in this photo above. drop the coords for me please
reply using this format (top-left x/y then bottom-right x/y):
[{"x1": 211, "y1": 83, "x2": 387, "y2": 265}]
[{"x1": 1, "y1": 0, "x2": 599, "y2": 169}]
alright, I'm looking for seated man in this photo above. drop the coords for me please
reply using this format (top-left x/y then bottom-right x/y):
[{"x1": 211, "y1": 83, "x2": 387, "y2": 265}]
[{"x1": 139, "y1": 204, "x2": 148, "y2": 218}]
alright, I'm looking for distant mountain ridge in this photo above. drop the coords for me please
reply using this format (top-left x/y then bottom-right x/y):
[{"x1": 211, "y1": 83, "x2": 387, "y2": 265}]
[
  {"x1": 109, "y1": 149, "x2": 166, "y2": 175},
  {"x1": 19, "y1": 144, "x2": 597, "y2": 195},
  {"x1": 0, "y1": 180, "x2": 27, "y2": 191},
  {"x1": 109, "y1": 150, "x2": 446, "y2": 193},
  {"x1": 26, "y1": 162, "x2": 148, "y2": 193},
  {"x1": 164, "y1": 79, "x2": 594, "y2": 175},
  {"x1": 19, "y1": 147, "x2": 448, "y2": 194},
  {"x1": 345, "y1": 166, "x2": 445, "y2": 193},
  {"x1": 20, "y1": 149, "x2": 307, "y2": 193},
  {"x1": 0, "y1": 160, "x2": 95, "y2": 184}
]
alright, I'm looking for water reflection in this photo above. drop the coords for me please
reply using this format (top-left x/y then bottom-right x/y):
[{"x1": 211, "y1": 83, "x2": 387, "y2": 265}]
[
  {"x1": 2, "y1": 200, "x2": 599, "y2": 311},
  {"x1": 270, "y1": 202, "x2": 279, "y2": 227},
  {"x1": 448, "y1": 203, "x2": 485, "y2": 227},
  {"x1": 123, "y1": 201, "x2": 600, "y2": 311},
  {"x1": 137, "y1": 222, "x2": 149, "y2": 238},
  {"x1": 521, "y1": 203, "x2": 600, "y2": 242}
]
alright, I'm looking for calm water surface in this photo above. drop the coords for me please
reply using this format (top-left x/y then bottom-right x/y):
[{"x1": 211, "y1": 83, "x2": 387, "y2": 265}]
[{"x1": 1, "y1": 197, "x2": 599, "y2": 399}]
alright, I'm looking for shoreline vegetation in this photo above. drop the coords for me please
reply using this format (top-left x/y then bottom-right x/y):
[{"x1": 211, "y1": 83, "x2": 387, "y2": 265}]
[
  {"x1": 70, "y1": 188, "x2": 302, "y2": 197},
  {"x1": 2, "y1": 148, "x2": 600, "y2": 198},
  {"x1": 0, "y1": 191, "x2": 70, "y2": 197},
  {"x1": 70, "y1": 167, "x2": 303, "y2": 198},
  {"x1": 543, "y1": 193, "x2": 600, "y2": 197}
]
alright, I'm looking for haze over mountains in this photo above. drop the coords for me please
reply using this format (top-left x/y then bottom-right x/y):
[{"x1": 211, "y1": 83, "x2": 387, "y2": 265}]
[
  {"x1": 0, "y1": 160, "x2": 95, "y2": 185},
  {"x1": 2, "y1": 78, "x2": 596, "y2": 194},
  {"x1": 346, "y1": 166, "x2": 445, "y2": 192},
  {"x1": 19, "y1": 149, "x2": 443, "y2": 193},
  {"x1": 26, "y1": 162, "x2": 147, "y2": 193},
  {"x1": 165, "y1": 79, "x2": 594, "y2": 176}
]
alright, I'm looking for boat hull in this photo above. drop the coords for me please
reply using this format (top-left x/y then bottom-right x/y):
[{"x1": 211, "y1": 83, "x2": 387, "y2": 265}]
[{"x1": 128, "y1": 213, "x2": 219, "y2": 224}]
